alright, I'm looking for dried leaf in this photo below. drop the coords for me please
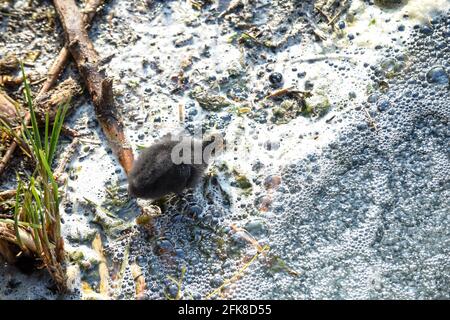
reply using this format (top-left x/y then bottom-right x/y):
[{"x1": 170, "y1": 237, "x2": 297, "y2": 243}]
[
  {"x1": 130, "y1": 262, "x2": 147, "y2": 300},
  {"x1": 81, "y1": 281, "x2": 111, "y2": 300},
  {"x1": 92, "y1": 233, "x2": 110, "y2": 296}
]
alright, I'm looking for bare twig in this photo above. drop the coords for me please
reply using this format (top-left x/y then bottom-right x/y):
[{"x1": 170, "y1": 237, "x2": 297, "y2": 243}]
[
  {"x1": 0, "y1": 0, "x2": 106, "y2": 177},
  {"x1": 266, "y1": 87, "x2": 312, "y2": 100},
  {"x1": 328, "y1": 0, "x2": 350, "y2": 26},
  {"x1": 314, "y1": 5, "x2": 332, "y2": 24},
  {"x1": 292, "y1": 54, "x2": 355, "y2": 64},
  {"x1": 53, "y1": 0, "x2": 134, "y2": 174},
  {"x1": 364, "y1": 108, "x2": 378, "y2": 131},
  {"x1": 61, "y1": 125, "x2": 83, "y2": 138}
]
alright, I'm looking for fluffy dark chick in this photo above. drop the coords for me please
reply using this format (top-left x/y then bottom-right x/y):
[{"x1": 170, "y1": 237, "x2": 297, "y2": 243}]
[{"x1": 128, "y1": 133, "x2": 219, "y2": 200}]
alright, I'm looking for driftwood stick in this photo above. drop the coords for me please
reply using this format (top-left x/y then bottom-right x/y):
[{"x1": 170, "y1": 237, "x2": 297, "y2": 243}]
[
  {"x1": 41, "y1": 0, "x2": 106, "y2": 94},
  {"x1": 53, "y1": 0, "x2": 134, "y2": 174},
  {"x1": 0, "y1": 0, "x2": 106, "y2": 177}
]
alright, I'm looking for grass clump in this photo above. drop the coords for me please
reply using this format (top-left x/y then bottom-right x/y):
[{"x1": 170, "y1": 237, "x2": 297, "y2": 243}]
[{"x1": 0, "y1": 63, "x2": 68, "y2": 292}]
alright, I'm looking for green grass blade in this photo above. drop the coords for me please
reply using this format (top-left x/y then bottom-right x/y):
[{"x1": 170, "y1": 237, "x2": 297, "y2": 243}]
[
  {"x1": 48, "y1": 103, "x2": 68, "y2": 164},
  {"x1": 44, "y1": 112, "x2": 49, "y2": 157},
  {"x1": 13, "y1": 179, "x2": 23, "y2": 247},
  {"x1": 27, "y1": 178, "x2": 40, "y2": 227},
  {"x1": 22, "y1": 186, "x2": 43, "y2": 254},
  {"x1": 48, "y1": 106, "x2": 61, "y2": 163},
  {"x1": 38, "y1": 149, "x2": 59, "y2": 203},
  {"x1": 0, "y1": 118, "x2": 32, "y2": 158},
  {"x1": 30, "y1": 178, "x2": 42, "y2": 212},
  {"x1": 20, "y1": 62, "x2": 42, "y2": 151}
]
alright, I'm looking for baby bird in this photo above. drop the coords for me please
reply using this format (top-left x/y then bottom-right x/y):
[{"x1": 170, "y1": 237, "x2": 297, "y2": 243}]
[{"x1": 128, "y1": 133, "x2": 222, "y2": 200}]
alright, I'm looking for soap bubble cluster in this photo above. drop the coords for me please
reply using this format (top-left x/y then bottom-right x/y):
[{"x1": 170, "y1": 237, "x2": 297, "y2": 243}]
[
  {"x1": 257, "y1": 11, "x2": 450, "y2": 299},
  {"x1": 116, "y1": 9, "x2": 450, "y2": 300},
  {"x1": 68, "y1": 2, "x2": 450, "y2": 300}
]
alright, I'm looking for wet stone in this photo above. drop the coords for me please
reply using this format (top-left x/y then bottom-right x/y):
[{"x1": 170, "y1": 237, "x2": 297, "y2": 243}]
[{"x1": 269, "y1": 72, "x2": 284, "y2": 88}]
